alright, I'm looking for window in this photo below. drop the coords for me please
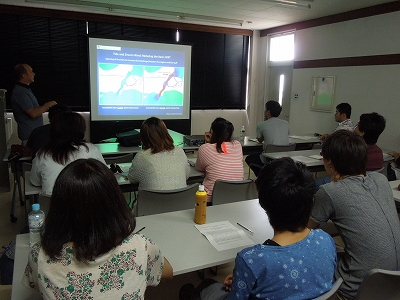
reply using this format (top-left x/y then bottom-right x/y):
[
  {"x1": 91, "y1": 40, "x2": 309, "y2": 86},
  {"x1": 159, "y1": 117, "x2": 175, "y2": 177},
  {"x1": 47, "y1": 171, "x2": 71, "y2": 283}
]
[{"x1": 269, "y1": 34, "x2": 294, "y2": 62}]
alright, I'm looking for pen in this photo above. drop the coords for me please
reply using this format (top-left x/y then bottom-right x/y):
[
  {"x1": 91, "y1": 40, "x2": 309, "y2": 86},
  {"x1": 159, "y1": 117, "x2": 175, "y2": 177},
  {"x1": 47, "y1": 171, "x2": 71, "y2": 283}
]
[
  {"x1": 237, "y1": 222, "x2": 254, "y2": 234},
  {"x1": 135, "y1": 227, "x2": 145, "y2": 234}
]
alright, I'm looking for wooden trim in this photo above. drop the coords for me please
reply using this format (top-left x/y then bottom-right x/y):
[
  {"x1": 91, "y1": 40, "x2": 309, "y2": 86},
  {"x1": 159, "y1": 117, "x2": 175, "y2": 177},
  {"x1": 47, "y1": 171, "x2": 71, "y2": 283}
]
[
  {"x1": 260, "y1": 1, "x2": 400, "y2": 37},
  {"x1": 293, "y1": 54, "x2": 400, "y2": 69},
  {"x1": 0, "y1": 4, "x2": 253, "y2": 36}
]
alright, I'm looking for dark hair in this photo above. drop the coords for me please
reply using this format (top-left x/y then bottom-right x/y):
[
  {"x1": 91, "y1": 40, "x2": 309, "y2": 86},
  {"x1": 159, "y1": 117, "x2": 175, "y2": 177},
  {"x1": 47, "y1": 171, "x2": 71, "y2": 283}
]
[
  {"x1": 336, "y1": 103, "x2": 352, "y2": 119},
  {"x1": 321, "y1": 130, "x2": 367, "y2": 176},
  {"x1": 358, "y1": 112, "x2": 386, "y2": 145},
  {"x1": 48, "y1": 104, "x2": 71, "y2": 121},
  {"x1": 140, "y1": 117, "x2": 174, "y2": 153},
  {"x1": 14, "y1": 64, "x2": 27, "y2": 81},
  {"x1": 256, "y1": 157, "x2": 315, "y2": 232},
  {"x1": 41, "y1": 159, "x2": 136, "y2": 262},
  {"x1": 265, "y1": 101, "x2": 282, "y2": 117},
  {"x1": 210, "y1": 117, "x2": 234, "y2": 153},
  {"x1": 38, "y1": 112, "x2": 88, "y2": 164}
]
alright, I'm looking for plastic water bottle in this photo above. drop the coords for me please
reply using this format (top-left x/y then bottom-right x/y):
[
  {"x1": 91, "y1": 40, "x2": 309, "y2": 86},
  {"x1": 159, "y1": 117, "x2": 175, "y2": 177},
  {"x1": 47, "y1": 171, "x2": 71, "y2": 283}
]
[
  {"x1": 240, "y1": 125, "x2": 245, "y2": 141},
  {"x1": 28, "y1": 203, "x2": 45, "y2": 247},
  {"x1": 194, "y1": 185, "x2": 207, "y2": 224}
]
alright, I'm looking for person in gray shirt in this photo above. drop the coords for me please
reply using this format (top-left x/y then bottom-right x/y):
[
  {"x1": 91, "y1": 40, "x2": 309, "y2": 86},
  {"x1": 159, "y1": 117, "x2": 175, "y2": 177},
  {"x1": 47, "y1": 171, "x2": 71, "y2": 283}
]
[{"x1": 308, "y1": 130, "x2": 400, "y2": 300}]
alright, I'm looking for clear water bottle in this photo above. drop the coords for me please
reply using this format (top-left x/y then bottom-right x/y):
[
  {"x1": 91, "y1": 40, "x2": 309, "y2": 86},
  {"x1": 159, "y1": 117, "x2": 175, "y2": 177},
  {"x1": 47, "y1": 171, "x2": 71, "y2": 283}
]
[
  {"x1": 28, "y1": 203, "x2": 45, "y2": 247},
  {"x1": 240, "y1": 125, "x2": 245, "y2": 141}
]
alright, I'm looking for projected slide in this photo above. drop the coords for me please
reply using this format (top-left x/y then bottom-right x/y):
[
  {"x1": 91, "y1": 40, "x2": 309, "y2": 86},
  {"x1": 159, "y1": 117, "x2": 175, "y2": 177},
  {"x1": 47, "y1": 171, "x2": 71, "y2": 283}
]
[{"x1": 89, "y1": 37, "x2": 191, "y2": 121}]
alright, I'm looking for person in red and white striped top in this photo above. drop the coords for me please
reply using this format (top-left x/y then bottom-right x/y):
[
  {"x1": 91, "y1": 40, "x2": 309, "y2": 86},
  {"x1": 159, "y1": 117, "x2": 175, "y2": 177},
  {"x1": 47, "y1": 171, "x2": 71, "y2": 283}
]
[{"x1": 195, "y1": 118, "x2": 244, "y2": 204}]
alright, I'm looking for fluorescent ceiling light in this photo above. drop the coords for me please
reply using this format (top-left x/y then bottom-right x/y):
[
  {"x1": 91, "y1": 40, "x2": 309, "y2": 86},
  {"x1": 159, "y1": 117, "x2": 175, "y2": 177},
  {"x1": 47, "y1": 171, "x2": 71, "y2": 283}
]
[
  {"x1": 261, "y1": 0, "x2": 312, "y2": 9},
  {"x1": 25, "y1": 0, "x2": 244, "y2": 26}
]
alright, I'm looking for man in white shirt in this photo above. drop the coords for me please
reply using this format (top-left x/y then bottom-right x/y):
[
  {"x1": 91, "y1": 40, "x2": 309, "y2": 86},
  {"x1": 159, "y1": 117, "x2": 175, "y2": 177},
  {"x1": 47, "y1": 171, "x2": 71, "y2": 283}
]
[{"x1": 319, "y1": 102, "x2": 353, "y2": 142}]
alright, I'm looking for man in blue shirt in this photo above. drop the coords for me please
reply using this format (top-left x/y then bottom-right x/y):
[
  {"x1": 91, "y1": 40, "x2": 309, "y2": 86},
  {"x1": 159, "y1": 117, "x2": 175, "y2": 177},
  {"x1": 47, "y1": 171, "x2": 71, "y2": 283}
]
[{"x1": 11, "y1": 64, "x2": 57, "y2": 145}]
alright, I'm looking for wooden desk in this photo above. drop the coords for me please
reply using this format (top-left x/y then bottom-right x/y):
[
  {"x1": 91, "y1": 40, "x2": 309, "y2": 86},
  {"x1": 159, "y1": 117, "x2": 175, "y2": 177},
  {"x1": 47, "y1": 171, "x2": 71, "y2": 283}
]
[{"x1": 11, "y1": 199, "x2": 271, "y2": 299}]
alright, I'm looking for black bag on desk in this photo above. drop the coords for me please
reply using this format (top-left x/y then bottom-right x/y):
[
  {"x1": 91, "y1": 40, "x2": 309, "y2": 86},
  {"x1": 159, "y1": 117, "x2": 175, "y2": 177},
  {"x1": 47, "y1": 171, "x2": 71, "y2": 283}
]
[{"x1": 116, "y1": 130, "x2": 141, "y2": 147}]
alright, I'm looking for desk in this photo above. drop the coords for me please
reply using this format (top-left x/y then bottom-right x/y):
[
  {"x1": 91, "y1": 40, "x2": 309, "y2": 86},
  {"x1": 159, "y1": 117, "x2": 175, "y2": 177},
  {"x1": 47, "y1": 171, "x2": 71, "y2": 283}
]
[
  {"x1": 289, "y1": 134, "x2": 321, "y2": 149},
  {"x1": 263, "y1": 149, "x2": 393, "y2": 173},
  {"x1": 11, "y1": 199, "x2": 271, "y2": 299},
  {"x1": 389, "y1": 180, "x2": 400, "y2": 212},
  {"x1": 96, "y1": 129, "x2": 199, "y2": 155},
  {"x1": 3, "y1": 148, "x2": 32, "y2": 222},
  {"x1": 24, "y1": 159, "x2": 204, "y2": 196},
  {"x1": 263, "y1": 149, "x2": 325, "y2": 172}
]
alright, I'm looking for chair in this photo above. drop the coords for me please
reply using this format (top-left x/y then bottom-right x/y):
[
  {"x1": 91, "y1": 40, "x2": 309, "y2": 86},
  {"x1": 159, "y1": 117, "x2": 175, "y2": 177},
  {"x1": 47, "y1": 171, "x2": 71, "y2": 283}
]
[
  {"x1": 104, "y1": 153, "x2": 134, "y2": 165},
  {"x1": 211, "y1": 179, "x2": 258, "y2": 205},
  {"x1": 391, "y1": 162, "x2": 400, "y2": 180},
  {"x1": 312, "y1": 143, "x2": 323, "y2": 149},
  {"x1": 314, "y1": 278, "x2": 343, "y2": 300},
  {"x1": 354, "y1": 269, "x2": 400, "y2": 300},
  {"x1": 136, "y1": 183, "x2": 199, "y2": 216},
  {"x1": 295, "y1": 142, "x2": 314, "y2": 151}
]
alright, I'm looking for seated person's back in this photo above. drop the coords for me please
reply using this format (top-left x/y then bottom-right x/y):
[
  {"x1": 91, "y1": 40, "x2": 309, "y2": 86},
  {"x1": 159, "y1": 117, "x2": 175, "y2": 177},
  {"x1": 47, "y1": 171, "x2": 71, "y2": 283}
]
[
  {"x1": 30, "y1": 112, "x2": 106, "y2": 195},
  {"x1": 195, "y1": 117, "x2": 244, "y2": 203},
  {"x1": 308, "y1": 130, "x2": 400, "y2": 299},
  {"x1": 128, "y1": 117, "x2": 190, "y2": 190}
]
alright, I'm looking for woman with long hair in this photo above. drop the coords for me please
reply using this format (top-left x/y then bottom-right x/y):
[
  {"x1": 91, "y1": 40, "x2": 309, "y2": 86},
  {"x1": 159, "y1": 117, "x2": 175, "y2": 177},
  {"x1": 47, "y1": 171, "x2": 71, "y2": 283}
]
[
  {"x1": 128, "y1": 117, "x2": 190, "y2": 190},
  {"x1": 195, "y1": 117, "x2": 244, "y2": 204},
  {"x1": 24, "y1": 159, "x2": 173, "y2": 299},
  {"x1": 30, "y1": 112, "x2": 106, "y2": 195}
]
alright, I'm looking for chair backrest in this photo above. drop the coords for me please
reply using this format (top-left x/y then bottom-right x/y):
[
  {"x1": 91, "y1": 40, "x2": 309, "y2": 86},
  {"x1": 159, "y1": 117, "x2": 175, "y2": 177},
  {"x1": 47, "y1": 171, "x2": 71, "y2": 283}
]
[
  {"x1": 264, "y1": 143, "x2": 296, "y2": 153},
  {"x1": 354, "y1": 269, "x2": 400, "y2": 300},
  {"x1": 211, "y1": 179, "x2": 258, "y2": 205},
  {"x1": 314, "y1": 278, "x2": 343, "y2": 300},
  {"x1": 312, "y1": 143, "x2": 323, "y2": 149},
  {"x1": 391, "y1": 162, "x2": 400, "y2": 180},
  {"x1": 104, "y1": 153, "x2": 134, "y2": 165},
  {"x1": 137, "y1": 183, "x2": 199, "y2": 216},
  {"x1": 295, "y1": 142, "x2": 314, "y2": 151}
]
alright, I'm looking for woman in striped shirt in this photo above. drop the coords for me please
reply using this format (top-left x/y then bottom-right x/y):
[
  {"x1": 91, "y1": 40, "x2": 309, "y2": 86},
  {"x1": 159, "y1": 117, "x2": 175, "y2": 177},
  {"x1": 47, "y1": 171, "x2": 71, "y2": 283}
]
[{"x1": 195, "y1": 118, "x2": 244, "y2": 204}]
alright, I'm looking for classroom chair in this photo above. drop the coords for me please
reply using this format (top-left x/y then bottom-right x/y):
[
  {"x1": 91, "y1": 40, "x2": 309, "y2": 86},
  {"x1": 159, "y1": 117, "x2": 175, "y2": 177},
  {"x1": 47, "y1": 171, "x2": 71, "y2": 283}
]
[
  {"x1": 354, "y1": 269, "x2": 400, "y2": 300},
  {"x1": 211, "y1": 179, "x2": 258, "y2": 205},
  {"x1": 136, "y1": 183, "x2": 199, "y2": 216},
  {"x1": 314, "y1": 278, "x2": 343, "y2": 300}
]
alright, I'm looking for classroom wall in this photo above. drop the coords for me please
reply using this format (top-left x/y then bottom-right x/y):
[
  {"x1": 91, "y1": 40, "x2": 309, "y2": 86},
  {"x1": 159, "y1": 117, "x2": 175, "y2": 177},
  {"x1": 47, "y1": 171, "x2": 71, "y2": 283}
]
[{"x1": 287, "y1": 11, "x2": 400, "y2": 151}]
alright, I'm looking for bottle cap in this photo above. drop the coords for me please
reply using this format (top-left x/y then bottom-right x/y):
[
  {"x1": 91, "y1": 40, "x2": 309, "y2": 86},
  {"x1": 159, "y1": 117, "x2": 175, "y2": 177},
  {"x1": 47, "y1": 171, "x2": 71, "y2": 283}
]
[
  {"x1": 32, "y1": 203, "x2": 40, "y2": 211},
  {"x1": 198, "y1": 184, "x2": 205, "y2": 192}
]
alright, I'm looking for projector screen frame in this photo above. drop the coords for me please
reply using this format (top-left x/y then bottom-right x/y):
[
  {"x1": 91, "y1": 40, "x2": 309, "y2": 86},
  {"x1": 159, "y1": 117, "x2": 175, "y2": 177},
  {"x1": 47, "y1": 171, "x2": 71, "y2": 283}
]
[{"x1": 88, "y1": 35, "x2": 192, "y2": 143}]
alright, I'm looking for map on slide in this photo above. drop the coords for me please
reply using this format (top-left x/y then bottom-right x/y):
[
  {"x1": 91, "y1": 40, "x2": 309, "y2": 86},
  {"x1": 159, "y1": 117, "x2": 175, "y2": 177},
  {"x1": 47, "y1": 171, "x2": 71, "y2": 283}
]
[{"x1": 98, "y1": 63, "x2": 184, "y2": 106}]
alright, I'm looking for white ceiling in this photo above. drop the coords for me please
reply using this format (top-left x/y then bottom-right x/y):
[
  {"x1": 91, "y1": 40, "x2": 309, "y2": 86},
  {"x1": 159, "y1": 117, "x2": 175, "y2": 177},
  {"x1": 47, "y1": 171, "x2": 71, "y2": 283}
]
[{"x1": 3, "y1": 0, "x2": 398, "y2": 30}]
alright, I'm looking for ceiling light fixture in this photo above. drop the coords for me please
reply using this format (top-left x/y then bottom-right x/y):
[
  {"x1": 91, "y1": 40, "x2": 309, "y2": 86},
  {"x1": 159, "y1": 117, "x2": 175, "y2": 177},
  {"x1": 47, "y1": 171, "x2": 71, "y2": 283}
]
[
  {"x1": 25, "y1": 0, "x2": 244, "y2": 26},
  {"x1": 261, "y1": 0, "x2": 313, "y2": 9}
]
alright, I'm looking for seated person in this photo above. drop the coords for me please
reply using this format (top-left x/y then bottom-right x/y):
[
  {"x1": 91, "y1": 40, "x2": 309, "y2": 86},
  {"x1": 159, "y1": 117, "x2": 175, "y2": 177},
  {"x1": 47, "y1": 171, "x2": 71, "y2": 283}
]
[
  {"x1": 245, "y1": 100, "x2": 289, "y2": 177},
  {"x1": 24, "y1": 159, "x2": 173, "y2": 299},
  {"x1": 354, "y1": 112, "x2": 386, "y2": 171},
  {"x1": 308, "y1": 130, "x2": 400, "y2": 299},
  {"x1": 180, "y1": 157, "x2": 337, "y2": 300},
  {"x1": 318, "y1": 102, "x2": 353, "y2": 142},
  {"x1": 30, "y1": 112, "x2": 106, "y2": 195},
  {"x1": 195, "y1": 117, "x2": 244, "y2": 204},
  {"x1": 25, "y1": 103, "x2": 71, "y2": 159},
  {"x1": 315, "y1": 112, "x2": 386, "y2": 187},
  {"x1": 128, "y1": 117, "x2": 190, "y2": 190}
]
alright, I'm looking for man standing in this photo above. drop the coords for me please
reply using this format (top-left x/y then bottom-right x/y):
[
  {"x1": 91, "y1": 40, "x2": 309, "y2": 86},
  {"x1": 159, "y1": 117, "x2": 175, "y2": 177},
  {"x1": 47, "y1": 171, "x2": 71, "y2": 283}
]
[
  {"x1": 11, "y1": 64, "x2": 57, "y2": 145},
  {"x1": 245, "y1": 100, "x2": 289, "y2": 176},
  {"x1": 319, "y1": 102, "x2": 353, "y2": 141}
]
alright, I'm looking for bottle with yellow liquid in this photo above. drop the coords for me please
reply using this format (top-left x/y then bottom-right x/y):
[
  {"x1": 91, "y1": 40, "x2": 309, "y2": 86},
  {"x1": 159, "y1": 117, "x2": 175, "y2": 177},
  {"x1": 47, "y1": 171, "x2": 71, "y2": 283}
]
[{"x1": 194, "y1": 184, "x2": 207, "y2": 224}]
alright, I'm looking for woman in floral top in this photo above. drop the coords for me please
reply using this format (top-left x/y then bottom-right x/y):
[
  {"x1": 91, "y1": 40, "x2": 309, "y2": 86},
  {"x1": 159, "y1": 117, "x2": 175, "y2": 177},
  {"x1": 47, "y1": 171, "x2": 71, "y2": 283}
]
[{"x1": 23, "y1": 158, "x2": 173, "y2": 299}]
